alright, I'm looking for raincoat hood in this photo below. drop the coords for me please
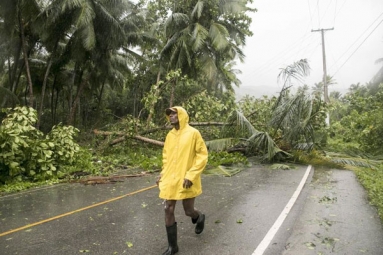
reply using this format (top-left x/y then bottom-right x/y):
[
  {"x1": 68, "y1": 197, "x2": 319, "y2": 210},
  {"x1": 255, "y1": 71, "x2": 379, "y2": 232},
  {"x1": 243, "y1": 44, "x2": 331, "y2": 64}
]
[{"x1": 166, "y1": 106, "x2": 189, "y2": 130}]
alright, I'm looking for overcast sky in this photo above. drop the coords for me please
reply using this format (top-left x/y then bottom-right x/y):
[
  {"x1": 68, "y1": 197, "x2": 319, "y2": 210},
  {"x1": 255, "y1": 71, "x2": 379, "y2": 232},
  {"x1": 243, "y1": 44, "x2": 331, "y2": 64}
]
[{"x1": 235, "y1": 0, "x2": 383, "y2": 98}]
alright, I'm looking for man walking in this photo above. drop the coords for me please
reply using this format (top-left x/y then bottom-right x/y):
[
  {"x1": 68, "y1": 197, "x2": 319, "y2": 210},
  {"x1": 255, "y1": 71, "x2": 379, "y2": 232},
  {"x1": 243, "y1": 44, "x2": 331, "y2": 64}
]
[{"x1": 156, "y1": 106, "x2": 208, "y2": 255}]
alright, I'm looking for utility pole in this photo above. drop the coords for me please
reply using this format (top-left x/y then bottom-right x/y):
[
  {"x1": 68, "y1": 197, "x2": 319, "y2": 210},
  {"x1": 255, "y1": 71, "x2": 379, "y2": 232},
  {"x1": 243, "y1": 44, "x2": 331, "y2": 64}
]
[{"x1": 311, "y1": 28, "x2": 334, "y2": 103}]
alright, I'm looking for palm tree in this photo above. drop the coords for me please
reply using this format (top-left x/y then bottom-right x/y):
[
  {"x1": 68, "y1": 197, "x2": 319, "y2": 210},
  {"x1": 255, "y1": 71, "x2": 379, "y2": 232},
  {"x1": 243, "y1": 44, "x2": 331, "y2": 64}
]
[
  {"x1": 312, "y1": 82, "x2": 323, "y2": 98},
  {"x1": 39, "y1": 0, "x2": 145, "y2": 126},
  {"x1": 160, "y1": 0, "x2": 253, "y2": 93},
  {"x1": 142, "y1": 0, "x2": 253, "y2": 123},
  {"x1": 311, "y1": 75, "x2": 336, "y2": 100},
  {"x1": 330, "y1": 91, "x2": 342, "y2": 100},
  {"x1": 207, "y1": 59, "x2": 328, "y2": 161},
  {"x1": 0, "y1": 0, "x2": 41, "y2": 107}
]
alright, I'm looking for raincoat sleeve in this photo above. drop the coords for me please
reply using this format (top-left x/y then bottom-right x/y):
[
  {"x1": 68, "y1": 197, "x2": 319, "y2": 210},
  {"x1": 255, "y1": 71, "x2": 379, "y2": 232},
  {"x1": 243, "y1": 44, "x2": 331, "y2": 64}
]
[
  {"x1": 184, "y1": 131, "x2": 208, "y2": 183},
  {"x1": 161, "y1": 136, "x2": 169, "y2": 175}
]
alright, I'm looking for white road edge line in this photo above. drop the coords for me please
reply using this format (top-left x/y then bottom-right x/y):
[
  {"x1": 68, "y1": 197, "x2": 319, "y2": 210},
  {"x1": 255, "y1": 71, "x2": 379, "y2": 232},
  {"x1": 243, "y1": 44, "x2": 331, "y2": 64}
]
[{"x1": 252, "y1": 165, "x2": 312, "y2": 255}]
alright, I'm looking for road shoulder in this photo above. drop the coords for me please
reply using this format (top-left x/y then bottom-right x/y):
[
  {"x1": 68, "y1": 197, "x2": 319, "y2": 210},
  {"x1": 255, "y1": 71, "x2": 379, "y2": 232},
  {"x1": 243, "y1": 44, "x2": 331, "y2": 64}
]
[{"x1": 282, "y1": 167, "x2": 383, "y2": 255}]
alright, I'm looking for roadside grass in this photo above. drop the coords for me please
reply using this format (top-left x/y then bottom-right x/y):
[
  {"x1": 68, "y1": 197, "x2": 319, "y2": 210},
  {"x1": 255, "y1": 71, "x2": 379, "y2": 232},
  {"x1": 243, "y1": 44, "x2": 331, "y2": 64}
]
[
  {"x1": 352, "y1": 165, "x2": 383, "y2": 223},
  {"x1": 0, "y1": 178, "x2": 62, "y2": 194}
]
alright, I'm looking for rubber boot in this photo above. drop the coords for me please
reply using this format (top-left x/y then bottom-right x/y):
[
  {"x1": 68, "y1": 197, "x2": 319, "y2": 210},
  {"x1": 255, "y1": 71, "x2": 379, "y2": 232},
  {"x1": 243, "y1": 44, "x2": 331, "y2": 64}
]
[
  {"x1": 195, "y1": 212, "x2": 205, "y2": 234},
  {"x1": 162, "y1": 222, "x2": 178, "y2": 255}
]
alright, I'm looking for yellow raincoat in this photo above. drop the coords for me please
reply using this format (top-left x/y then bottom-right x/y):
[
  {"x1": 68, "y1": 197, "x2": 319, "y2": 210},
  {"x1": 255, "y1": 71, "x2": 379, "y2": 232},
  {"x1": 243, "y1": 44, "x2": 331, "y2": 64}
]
[{"x1": 159, "y1": 106, "x2": 208, "y2": 200}]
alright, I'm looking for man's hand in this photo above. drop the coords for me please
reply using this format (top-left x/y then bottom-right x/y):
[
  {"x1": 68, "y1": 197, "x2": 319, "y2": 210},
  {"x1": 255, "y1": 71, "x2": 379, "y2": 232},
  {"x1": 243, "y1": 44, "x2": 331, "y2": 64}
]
[
  {"x1": 156, "y1": 175, "x2": 161, "y2": 186},
  {"x1": 183, "y1": 179, "x2": 193, "y2": 189}
]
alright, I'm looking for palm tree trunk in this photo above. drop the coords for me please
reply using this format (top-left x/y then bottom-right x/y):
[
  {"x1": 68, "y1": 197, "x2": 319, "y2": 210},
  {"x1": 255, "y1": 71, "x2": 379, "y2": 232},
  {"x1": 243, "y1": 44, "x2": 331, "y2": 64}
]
[
  {"x1": 146, "y1": 70, "x2": 162, "y2": 124},
  {"x1": 36, "y1": 59, "x2": 53, "y2": 129},
  {"x1": 169, "y1": 78, "x2": 177, "y2": 107},
  {"x1": 96, "y1": 78, "x2": 106, "y2": 112},
  {"x1": 37, "y1": 41, "x2": 58, "y2": 129},
  {"x1": 52, "y1": 76, "x2": 60, "y2": 125},
  {"x1": 67, "y1": 75, "x2": 89, "y2": 126},
  {"x1": 9, "y1": 42, "x2": 22, "y2": 93},
  {"x1": 19, "y1": 11, "x2": 34, "y2": 108}
]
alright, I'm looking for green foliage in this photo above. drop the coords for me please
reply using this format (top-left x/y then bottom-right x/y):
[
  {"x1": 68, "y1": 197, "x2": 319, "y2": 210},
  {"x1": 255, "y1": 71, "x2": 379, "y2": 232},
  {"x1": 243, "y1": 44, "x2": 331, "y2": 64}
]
[
  {"x1": 0, "y1": 107, "x2": 92, "y2": 183},
  {"x1": 271, "y1": 164, "x2": 294, "y2": 170},
  {"x1": 237, "y1": 95, "x2": 275, "y2": 131},
  {"x1": 291, "y1": 150, "x2": 343, "y2": 169},
  {"x1": 203, "y1": 151, "x2": 249, "y2": 177},
  {"x1": 330, "y1": 83, "x2": 383, "y2": 155},
  {"x1": 48, "y1": 124, "x2": 80, "y2": 165},
  {"x1": 95, "y1": 144, "x2": 250, "y2": 176},
  {"x1": 207, "y1": 151, "x2": 248, "y2": 167},
  {"x1": 184, "y1": 90, "x2": 232, "y2": 122},
  {"x1": 142, "y1": 70, "x2": 183, "y2": 120},
  {"x1": 0, "y1": 106, "x2": 46, "y2": 179},
  {"x1": 96, "y1": 143, "x2": 163, "y2": 173},
  {"x1": 354, "y1": 166, "x2": 383, "y2": 222}
]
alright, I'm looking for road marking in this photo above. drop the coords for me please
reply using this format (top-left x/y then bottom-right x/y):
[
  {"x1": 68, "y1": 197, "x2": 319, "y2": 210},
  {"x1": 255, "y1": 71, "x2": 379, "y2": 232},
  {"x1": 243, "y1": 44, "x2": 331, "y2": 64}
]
[
  {"x1": 0, "y1": 185, "x2": 157, "y2": 237},
  {"x1": 252, "y1": 165, "x2": 312, "y2": 255}
]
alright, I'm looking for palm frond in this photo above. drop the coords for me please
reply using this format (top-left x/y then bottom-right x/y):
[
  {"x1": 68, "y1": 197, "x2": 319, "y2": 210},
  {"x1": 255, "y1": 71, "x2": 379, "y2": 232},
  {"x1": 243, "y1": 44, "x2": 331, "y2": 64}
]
[
  {"x1": 271, "y1": 164, "x2": 293, "y2": 170},
  {"x1": 218, "y1": 0, "x2": 247, "y2": 14},
  {"x1": 204, "y1": 165, "x2": 243, "y2": 177},
  {"x1": 171, "y1": 31, "x2": 192, "y2": 69},
  {"x1": 277, "y1": 59, "x2": 310, "y2": 85},
  {"x1": 270, "y1": 89, "x2": 317, "y2": 146},
  {"x1": 93, "y1": 1, "x2": 122, "y2": 30},
  {"x1": 160, "y1": 31, "x2": 180, "y2": 57},
  {"x1": 325, "y1": 151, "x2": 382, "y2": 169},
  {"x1": 191, "y1": 1, "x2": 204, "y2": 19},
  {"x1": 62, "y1": 0, "x2": 83, "y2": 12},
  {"x1": 209, "y1": 23, "x2": 229, "y2": 51},
  {"x1": 224, "y1": 110, "x2": 257, "y2": 135},
  {"x1": 164, "y1": 13, "x2": 189, "y2": 38},
  {"x1": 191, "y1": 23, "x2": 208, "y2": 51},
  {"x1": 217, "y1": 60, "x2": 241, "y2": 89},
  {"x1": 294, "y1": 142, "x2": 315, "y2": 151},
  {"x1": 200, "y1": 54, "x2": 217, "y2": 81},
  {"x1": 211, "y1": 110, "x2": 290, "y2": 162},
  {"x1": 205, "y1": 138, "x2": 237, "y2": 151},
  {"x1": 81, "y1": 24, "x2": 96, "y2": 50},
  {"x1": 247, "y1": 131, "x2": 288, "y2": 161},
  {"x1": 75, "y1": 1, "x2": 96, "y2": 27},
  {"x1": 329, "y1": 157, "x2": 380, "y2": 170}
]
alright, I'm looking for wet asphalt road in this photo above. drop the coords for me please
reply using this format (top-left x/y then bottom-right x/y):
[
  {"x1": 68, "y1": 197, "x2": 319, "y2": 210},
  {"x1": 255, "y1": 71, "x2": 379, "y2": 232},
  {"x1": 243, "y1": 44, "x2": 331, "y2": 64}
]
[{"x1": 1, "y1": 164, "x2": 382, "y2": 255}]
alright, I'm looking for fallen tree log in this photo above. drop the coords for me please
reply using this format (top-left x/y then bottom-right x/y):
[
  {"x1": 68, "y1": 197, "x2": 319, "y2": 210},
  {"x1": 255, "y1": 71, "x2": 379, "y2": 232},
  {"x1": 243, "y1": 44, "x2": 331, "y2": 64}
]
[
  {"x1": 93, "y1": 129, "x2": 165, "y2": 147},
  {"x1": 108, "y1": 134, "x2": 164, "y2": 146},
  {"x1": 93, "y1": 121, "x2": 228, "y2": 147},
  {"x1": 133, "y1": 135, "x2": 164, "y2": 146}
]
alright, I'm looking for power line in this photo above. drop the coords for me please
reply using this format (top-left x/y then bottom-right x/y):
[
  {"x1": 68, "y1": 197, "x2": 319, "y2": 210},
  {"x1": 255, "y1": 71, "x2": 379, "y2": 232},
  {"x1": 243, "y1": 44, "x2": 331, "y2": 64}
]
[
  {"x1": 333, "y1": 0, "x2": 348, "y2": 21},
  {"x1": 332, "y1": 18, "x2": 383, "y2": 76},
  {"x1": 244, "y1": 32, "x2": 313, "y2": 77},
  {"x1": 329, "y1": 12, "x2": 383, "y2": 71},
  {"x1": 333, "y1": 0, "x2": 337, "y2": 26},
  {"x1": 319, "y1": 0, "x2": 334, "y2": 26}
]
